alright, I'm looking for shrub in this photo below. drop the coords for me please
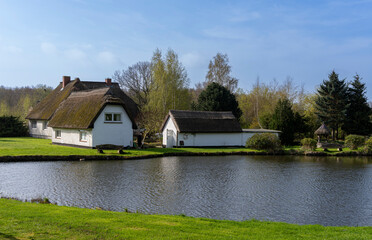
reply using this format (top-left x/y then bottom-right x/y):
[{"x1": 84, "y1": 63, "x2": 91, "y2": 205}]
[
  {"x1": 363, "y1": 137, "x2": 372, "y2": 153},
  {"x1": 345, "y1": 135, "x2": 365, "y2": 150},
  {"x1": 301, "y1": 138, "x2": 317, "y2": 151},
  {"x1": 246, "y1": 133, "x2": 281, "y2": 151},
  {"x1": 0, "y1": 116, "x2": 28, "y2": 137}
]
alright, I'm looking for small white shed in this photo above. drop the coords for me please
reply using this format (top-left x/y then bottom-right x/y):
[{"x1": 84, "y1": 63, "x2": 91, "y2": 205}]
[{"x1": 161, "y1": 110, "x2": 280, "y2": 148}]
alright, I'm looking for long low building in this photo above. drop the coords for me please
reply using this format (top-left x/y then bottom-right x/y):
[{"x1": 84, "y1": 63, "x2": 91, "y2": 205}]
[{"x1": 161, "y1": 110, "x2": 280, "y2": 148}]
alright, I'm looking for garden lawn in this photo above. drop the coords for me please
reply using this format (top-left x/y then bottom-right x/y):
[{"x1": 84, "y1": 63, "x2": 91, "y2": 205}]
[
  {"x1": 0, "y1": 137, "x2": 361, "y2": 157},
  {"x1": 0, "y1": 137, "x2": 261, "y2": 157},
  {"x1": 0, "y1": 198, "x2": 371, "y2": 240}
]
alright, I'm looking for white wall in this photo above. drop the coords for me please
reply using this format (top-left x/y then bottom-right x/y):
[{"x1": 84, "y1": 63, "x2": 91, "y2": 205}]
[
  {"x1": 178, "y1": 132, "x2": 242, "y2": 147},
  {"x1": 92, "y1": 105, "x2": 133, "y2": 147},
  {"x1": 162, "y1": 117, "x2": 178, "y2": 147},
  {"x1": 52, "y1": 128, "x2": 92, "y2": 147},
  {"x1": 28, "y1": 120, "x2": 52, "y2": 139}
]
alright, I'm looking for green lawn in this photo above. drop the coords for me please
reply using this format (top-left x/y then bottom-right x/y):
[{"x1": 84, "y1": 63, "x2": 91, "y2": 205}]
[
  {"x1": 0, "y1": 137, "x2": 362, "y2": 157},
  {"x1": 0, "y1": 137, "x2": 261, "y2": 157},
  {"x1": 0, "y1": 198, "x2": 370, "y2": 240}
]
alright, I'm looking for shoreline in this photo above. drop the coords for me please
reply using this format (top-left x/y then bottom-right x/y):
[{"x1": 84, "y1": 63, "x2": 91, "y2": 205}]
[{"x1": 0, "y1": 149, "x2": 371, "y2": 162}]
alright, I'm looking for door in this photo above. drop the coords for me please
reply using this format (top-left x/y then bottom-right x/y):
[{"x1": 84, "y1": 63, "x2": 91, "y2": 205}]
[{"x1": 166, "y1": 129, "x2": 175, "y2": 148}]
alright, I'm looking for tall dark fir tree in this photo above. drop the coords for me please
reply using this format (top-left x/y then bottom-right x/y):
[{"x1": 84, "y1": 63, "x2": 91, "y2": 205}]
[
  {"x1": 270, "y1": 98, "x2": 296, "y2": 145},
  {"x1": 194, "y1": 82, "x2": 242, "y2": 120},
  {"x1": 343, "y1": 74, "x2": 372, "y2": 135},
  {"x1": 315, "y1": 71, "x2": 348, "y2": 140}
]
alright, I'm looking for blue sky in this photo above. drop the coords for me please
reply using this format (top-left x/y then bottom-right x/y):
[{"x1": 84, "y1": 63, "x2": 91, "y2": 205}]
[{"x1": 1, "y1": 0, "x2": 372, "y2": 100}]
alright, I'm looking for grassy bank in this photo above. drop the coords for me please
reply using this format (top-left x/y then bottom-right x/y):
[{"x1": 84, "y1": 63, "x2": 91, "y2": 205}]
[
  {"x1": 0, "y1": 198, "x2": 370, "y2": 239},
  {"x1": 0, "y1": 137, "x2": 262, "y2": 157},
  {"x1": 0, "y1": 137, "x2": 363, "y2": 158}
]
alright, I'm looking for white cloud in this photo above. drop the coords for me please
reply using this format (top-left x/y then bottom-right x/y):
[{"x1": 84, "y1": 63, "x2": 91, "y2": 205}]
[
  {"x1": 41, "y1": 42, "x2": 57, "y2": 54},
  {"x1": 97, "y1": 51, "x2": 117, "y2": 64},
  {"x1": 64, "y1": 48, "x2": 86, "y2": 60},
  {"x1": 4, "y1": 45, "x2": 23, "y2": 53},
  {"x1": 181, "y1": 52, "x2": 203, "y2": 68}
]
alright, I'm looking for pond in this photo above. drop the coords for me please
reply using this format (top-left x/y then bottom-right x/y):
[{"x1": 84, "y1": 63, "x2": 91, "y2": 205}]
[{"x1": 0, "y1": 155, "x2": 371, "y2": 226}]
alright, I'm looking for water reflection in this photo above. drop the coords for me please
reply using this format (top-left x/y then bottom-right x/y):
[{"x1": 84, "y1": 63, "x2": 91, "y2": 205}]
[{"x1": 0, "y1": 155, "x2": 371, "y2": 226}]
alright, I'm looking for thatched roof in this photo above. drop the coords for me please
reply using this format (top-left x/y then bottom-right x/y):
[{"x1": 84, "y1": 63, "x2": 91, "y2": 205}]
[
  {"x1": 314, "y1": 123, "x2": 331, "y2": 135},
  {"x1": 48, "y1": 87, "x2": 137, "y2": 129},
  {"x1": 26, "y1": 79, "x2": 80, "y2": 120},
  {"x1": 26, "y1": 79, "x2": 139, "y2": 129},
  {"x1": 161, "y1": 110, "x2": 242, "y2": 133}
]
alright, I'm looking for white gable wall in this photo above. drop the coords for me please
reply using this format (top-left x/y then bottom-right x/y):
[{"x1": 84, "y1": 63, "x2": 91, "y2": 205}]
[
  {"x1": 29, "y1": 120, "x2": 52, "y2": 139},
  {"x1": 162, "y1": 117, "x2": 178, "y2": 147},
  {"x1": 92, "y1": 105, "x2": 133, "y2": 147}
]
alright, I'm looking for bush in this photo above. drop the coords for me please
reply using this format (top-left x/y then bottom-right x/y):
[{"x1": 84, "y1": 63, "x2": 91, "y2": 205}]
[
  {"x1": 0, "y1": 116, "x2": 28, "y2": 137},
  {"x1": 301, "y1": 138, "x2": 317, "y2": 151},
  {"x1": 246, "y1": 133, "x2": 281, "y2": 151},
  {"x1": 363, "y1": 137, "x2": 372, "y2": 153},
  {"x1": 345, "y1": 135, "x2": 365, "y2": 150}
]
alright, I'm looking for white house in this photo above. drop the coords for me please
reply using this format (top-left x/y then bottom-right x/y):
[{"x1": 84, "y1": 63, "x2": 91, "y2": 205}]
[
  {"x1": 26, "y1": 76, "x2": 138, "y2": 148},
  {"x1": 160, "y1": 110, "x2": 280, "y2": 148}
]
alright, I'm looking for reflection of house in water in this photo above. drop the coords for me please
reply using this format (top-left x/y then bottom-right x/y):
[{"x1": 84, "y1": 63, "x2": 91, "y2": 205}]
[{"x1": 161, "y1": 110, "x2": 280, "y2": 148}]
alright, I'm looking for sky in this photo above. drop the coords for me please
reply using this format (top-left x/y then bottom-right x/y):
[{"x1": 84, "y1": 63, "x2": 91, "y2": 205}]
[{"x1": 1, "y1": 0, "x2": 372, "y2": 100}]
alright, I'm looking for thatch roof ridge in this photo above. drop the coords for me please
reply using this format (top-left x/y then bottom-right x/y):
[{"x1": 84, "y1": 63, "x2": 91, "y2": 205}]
[
  {"x1": 169, "y1": 110, "x2": 236, "y2": 119},
  {"x1": 26, "y1": 79, "x2": 81, "y2": 120}
]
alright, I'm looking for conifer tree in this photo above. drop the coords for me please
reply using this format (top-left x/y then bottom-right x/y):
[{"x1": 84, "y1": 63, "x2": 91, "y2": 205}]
[
  {"x1": 343, "y1": 74, "x2": 372, "y2": 135},
  {"x1": 270, "y1": 98, "x2": 296, "y2": 145},
  {"x1": 194, "y1": 82, "x2": 242, "y2": 120},
  {"x1": 315, "y1": 71, "x2": 348, "y2": 140}
]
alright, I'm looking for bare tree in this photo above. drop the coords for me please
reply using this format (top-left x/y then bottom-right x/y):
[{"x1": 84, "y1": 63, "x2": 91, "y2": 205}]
[
  {"x1": 113, "y1": 61, "x2": 153, "y2": 109},
  {"x1": 205, "y1": 53, "x2": 238, "y2": 92}
]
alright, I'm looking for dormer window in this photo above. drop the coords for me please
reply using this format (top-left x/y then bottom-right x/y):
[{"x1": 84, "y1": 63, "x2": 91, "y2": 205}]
[{"x1": 105, "y1": 113, "x2": 121, "y2": 123}]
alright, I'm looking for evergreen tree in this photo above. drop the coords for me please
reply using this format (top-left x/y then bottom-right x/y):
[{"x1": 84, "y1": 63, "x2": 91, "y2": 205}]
[
  {"x1": 194, "y1": 82, "x2": 242, "y2": 120},
  {"x1": 270, "y1": 98, "x2": 296, "y2": 145},
  {"x1": 343, "y1": 74, "x2": 372, "y2": 135},
  {"x1": 315, "y1": 71, "x2": 348, "y2": 140}
]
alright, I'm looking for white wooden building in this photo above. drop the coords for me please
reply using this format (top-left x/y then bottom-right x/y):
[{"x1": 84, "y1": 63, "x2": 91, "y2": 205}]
[
  {"x1": 161, "y1": 110, "x2": 280, "y2": 148},
  {"x1": 26, "y1": 76, "x2": 138, "y2": 148}
]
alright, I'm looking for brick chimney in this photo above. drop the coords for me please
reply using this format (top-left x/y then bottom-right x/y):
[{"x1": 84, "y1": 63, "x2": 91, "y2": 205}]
[
  {"x1": 105, "y1": 78, "x2": 112, "y2": 86},
  {"x1": 62, "y1": 76, "x2": 71, "y2": 88}
]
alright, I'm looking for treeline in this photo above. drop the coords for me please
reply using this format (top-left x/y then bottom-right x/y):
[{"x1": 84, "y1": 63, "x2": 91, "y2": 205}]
[
  {"x1": 1, "y1": 48, "x2": 371, "y2": 145},
  {"x1": 114, "y1": 48, "x2": 372, "y2": 143},
  {"x1": 0, "y1": 85, "x2": 53, "y2": 121}
]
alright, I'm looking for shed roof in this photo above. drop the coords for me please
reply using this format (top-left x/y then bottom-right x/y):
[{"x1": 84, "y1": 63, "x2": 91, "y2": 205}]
[{"x1": 161, "y1": 110, "x2": 242, "y2": 133}]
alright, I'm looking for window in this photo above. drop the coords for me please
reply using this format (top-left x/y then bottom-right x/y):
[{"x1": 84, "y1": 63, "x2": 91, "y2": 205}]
[
  {"x1": 42, "y1": 121, "x2": 47, "y2": 130},
  {"x1": 104, "y1": 113, "x2": 121, "y2": 123},
  {"x1": 80, "y1": 131, "x2": 87, "y2": 142},
  {"x1": 31, "y1": 120, "x2": 37, "y2": 128},
  {"x1": 55, "y1": 130, "x2": 61, "y2": 138}
]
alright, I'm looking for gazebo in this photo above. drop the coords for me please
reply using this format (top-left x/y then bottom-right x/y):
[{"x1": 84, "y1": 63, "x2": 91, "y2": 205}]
[{"x1": 315, "y1": 123, "x2": 331, "y2": 148}]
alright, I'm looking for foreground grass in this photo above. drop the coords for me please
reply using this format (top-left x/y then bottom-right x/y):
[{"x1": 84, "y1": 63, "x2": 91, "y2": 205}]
[
  {"x1": 0, "y1": 199, "x2": 370, "y2": 240},
  {"x1": 0, "y1": 137, "x2": 362, "y2": 157}
]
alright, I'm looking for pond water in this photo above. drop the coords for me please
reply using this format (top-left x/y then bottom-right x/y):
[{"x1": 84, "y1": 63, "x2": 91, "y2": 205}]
[{"x1": 0, "y1": 155, "x2": 371, "y2": 226}]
